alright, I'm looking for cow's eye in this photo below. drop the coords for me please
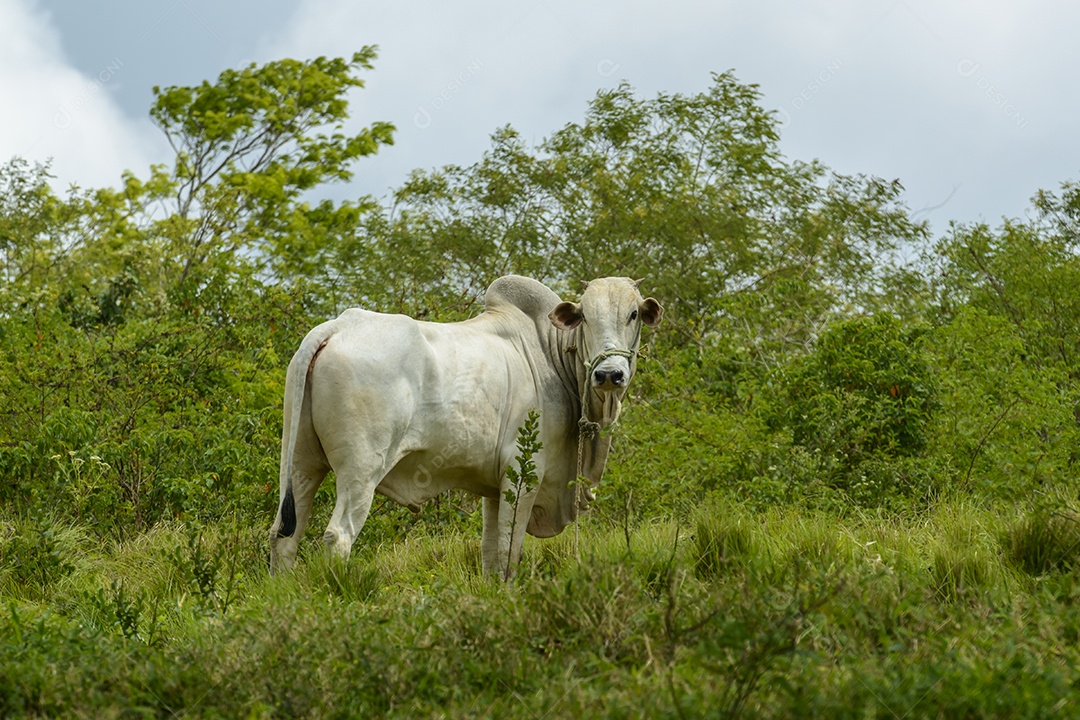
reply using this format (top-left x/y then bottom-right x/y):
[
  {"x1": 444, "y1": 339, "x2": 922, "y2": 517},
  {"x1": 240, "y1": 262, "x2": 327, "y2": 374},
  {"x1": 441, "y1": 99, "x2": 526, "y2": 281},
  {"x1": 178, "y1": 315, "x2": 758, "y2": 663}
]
[{"x1": 629, "y1": 310, "x2": 638, "y2": 323}]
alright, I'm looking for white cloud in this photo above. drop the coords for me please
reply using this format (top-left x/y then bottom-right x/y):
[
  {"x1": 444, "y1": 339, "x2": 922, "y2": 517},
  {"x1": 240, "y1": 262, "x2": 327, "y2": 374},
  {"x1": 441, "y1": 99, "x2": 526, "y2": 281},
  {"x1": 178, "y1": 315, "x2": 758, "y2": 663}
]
[
  {"x1": 233, "y1": 0, "x2": 1080, "y2": 225},
  {"x1": 267, "y1": 0, "x2": 673, "y2": 198},
  {"x1": 0, "y1": 0, "x2": 161, "y2": 191},
  {"x1": 3, "y1": 0, "x2": 1077, "y2": 227}
]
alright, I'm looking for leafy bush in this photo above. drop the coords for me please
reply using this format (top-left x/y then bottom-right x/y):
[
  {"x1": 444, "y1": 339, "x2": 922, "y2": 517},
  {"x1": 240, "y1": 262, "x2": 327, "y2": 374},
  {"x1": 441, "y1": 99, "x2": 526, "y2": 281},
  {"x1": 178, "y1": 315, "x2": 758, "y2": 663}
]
[
  {"x1": 926, "y1": 309, "x2": 1080, "y2": 500},
  {"x1": 753, "y1": 314, "x2": 940, "y2": 506},
  {"x1": 779, "y1": 315, "x2": 937, "y2": 459},
  {"x1": 81, "y1": 580, "x2": 160, "y2": 642},
  {"x1": 0, "y1": 517, "x2": 76, "y2": 595}
]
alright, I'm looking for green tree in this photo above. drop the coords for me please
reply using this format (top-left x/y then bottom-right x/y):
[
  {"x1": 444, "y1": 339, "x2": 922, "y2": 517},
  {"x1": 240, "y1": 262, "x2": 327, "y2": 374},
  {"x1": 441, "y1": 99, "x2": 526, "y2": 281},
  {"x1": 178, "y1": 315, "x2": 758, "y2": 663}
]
[
  {"x1": 367, "y1": 74, "x2": 928, "y2": 356},
  {"x1": 0, "y1": 51, "x2": 394, "y2": 531},
  {"x1": 933, "y1": 196, "x2": 1080, "y2": 382},
  {"x1": 926, "y1": 182, "x2": 1080, "y2": 498},
  {"x1": 148, "y1": 48, "x2": 393, "y2": 289},
  {"x1": 366, "y1": 73, "x2": 931, "y2": 518},
  {"x1": 0, "y1": 160, "x2": 72, "y2": 297}
]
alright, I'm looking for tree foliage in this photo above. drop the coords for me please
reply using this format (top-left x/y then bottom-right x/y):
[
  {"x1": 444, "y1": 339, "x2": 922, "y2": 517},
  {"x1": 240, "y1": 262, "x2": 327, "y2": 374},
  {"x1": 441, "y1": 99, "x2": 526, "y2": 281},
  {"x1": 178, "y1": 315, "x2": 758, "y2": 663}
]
[
  {"x1": 0, "y1": 50, "x2": 394, "y2": 532},
  {"x1": 925, "y1": 186, "x2": 1080, "y2": 500},
  {"x1": 369, "y1": 74, "x2": 927, "y2": 352},
  {"x1": 0, "y1": 51, "x2": 1078, "y2": 535}
]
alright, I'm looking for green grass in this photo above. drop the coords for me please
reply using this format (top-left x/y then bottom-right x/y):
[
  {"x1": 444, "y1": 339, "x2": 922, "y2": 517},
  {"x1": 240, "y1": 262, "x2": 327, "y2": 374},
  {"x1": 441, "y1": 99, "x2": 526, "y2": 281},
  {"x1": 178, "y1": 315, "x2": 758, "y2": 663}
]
[
  {"x1": 1002, "y1": 505, "x2": 1080, "y2": 575},
  {"x1": 2, "y1": 500, "x2": 1080, "y2": 718}
]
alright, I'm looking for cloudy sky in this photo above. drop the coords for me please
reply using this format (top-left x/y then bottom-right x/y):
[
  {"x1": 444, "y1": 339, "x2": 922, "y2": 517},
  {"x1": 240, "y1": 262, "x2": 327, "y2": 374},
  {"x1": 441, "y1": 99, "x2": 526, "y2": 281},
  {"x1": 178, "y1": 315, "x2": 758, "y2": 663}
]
[{"x1": 3, "y1": 0, "x2": 1077, "y2": 231}]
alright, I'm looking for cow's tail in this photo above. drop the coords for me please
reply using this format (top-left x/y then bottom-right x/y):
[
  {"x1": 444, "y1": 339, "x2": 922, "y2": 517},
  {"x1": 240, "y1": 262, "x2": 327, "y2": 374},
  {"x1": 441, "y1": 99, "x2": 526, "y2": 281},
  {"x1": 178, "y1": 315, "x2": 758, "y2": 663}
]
[{"x1": 276, "y1": 325, "x2": 333, "y2": 539}]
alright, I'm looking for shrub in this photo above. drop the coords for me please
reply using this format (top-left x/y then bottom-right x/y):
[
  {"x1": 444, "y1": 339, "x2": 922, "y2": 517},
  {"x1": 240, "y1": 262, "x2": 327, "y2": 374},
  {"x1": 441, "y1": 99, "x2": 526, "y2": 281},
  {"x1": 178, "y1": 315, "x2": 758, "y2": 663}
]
[
  {"x1": 927, "y1": 309, "x2": 1080, "y2": 501},
  {"x1": 780, "y1": 314, "x2": 937, "y2": 459},
  {"x1": 0, "y1": 516, "x2": 77, "y2": 597},
  {"x1": 765, "y1": 314, "x2": 939, "y2": 505}
]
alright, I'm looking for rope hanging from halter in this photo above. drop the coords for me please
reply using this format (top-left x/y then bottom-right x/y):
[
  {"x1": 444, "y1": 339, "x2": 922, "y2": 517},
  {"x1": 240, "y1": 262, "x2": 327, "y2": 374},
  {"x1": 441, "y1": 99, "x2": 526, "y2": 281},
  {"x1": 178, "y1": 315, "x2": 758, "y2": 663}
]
[
  {"x1": 574, "y1": 346, "x2": 636, "y2": 470},
  {"x1": 572, "y1": 338, "x2": 638, "y2": 559}
]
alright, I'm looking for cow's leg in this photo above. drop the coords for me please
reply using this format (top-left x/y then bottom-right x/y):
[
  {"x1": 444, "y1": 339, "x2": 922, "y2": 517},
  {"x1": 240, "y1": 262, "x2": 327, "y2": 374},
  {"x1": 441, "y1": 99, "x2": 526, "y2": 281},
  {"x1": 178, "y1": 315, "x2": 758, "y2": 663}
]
[
  {"x1": 481, "y1": 497, "x2": 502, "y2": 576},
  {"x1": 321, "y1": 454, "x2": 389, "y2": 560},
  {"x1": 481, "y1": 475, "x2": 539, "y2": 580}
]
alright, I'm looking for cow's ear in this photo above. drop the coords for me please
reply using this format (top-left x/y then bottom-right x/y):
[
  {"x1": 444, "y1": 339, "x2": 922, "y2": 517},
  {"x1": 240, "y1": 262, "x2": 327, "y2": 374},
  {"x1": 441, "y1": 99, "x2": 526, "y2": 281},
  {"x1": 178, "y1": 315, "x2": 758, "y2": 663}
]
[
  {"x1": 549, "y1": 301, "x2": 583, "y2": 330},
  {"x1": 639, "y1": 298, "x2": 663, "y2": 327}
]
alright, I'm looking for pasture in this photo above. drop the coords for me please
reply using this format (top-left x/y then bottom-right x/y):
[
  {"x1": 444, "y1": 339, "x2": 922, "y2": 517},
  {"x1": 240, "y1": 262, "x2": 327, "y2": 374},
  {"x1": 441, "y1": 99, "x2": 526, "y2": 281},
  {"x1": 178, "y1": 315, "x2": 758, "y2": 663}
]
[
  {"x1": 3, "y1": 51, "x2": 1080, "y2": 717},
  {"x1": 2, "y1": 500, "x2": 1079, "y2": 717}
]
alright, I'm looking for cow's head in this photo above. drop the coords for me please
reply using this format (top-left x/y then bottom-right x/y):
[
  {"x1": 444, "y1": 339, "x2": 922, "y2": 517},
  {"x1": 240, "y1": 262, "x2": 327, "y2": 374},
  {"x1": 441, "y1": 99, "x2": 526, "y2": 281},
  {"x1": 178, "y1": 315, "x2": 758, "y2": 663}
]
[{"x1": 549, "y1": 277, "x2": 663, "y2": 393}]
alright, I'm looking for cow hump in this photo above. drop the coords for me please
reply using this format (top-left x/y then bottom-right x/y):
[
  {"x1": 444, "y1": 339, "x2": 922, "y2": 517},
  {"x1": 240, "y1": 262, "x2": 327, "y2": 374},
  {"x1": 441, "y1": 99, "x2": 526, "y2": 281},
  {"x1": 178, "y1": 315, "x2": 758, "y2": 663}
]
[{"x1": 483, "y1": 275, "x2": 561, "y2": 321}]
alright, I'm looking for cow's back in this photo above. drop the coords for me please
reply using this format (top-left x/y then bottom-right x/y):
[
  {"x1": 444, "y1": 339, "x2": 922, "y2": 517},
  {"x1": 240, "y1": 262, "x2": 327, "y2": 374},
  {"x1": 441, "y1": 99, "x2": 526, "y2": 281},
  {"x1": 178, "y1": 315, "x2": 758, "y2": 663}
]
[{"x1": 306, "y1": 303, "x2": 553, "y2": 505}]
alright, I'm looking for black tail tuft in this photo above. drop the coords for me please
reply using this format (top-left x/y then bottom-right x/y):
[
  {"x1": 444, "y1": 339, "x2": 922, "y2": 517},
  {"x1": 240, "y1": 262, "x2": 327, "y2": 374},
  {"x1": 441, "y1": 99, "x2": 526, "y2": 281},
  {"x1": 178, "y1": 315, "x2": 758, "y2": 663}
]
[{"x1": 277, "y1": 486, "x2": 297, "y2": 538}]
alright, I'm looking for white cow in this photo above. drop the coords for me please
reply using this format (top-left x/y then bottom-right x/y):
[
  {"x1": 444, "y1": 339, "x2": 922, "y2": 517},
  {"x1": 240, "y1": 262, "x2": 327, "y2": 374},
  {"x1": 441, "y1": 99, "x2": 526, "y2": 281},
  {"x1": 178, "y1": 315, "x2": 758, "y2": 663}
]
[{"x1": 269, "y1": 275, "x2": 662, "y2": 577}]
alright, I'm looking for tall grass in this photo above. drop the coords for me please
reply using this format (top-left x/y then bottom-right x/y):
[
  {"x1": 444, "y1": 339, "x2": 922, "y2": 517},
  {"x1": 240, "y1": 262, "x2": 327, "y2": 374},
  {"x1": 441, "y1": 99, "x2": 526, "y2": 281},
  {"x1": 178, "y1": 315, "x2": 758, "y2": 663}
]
[{"x1": 2, "y1": 500, "x2": 1079, "y2": 718}]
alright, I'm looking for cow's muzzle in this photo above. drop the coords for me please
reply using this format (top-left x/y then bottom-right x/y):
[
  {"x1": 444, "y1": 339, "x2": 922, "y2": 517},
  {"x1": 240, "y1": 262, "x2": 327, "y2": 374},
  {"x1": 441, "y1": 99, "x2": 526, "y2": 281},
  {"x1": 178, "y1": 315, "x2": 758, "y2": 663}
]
[
  {"x1": 592, "y1": 367, "x2": 626, "y2": 390},
  {"x1": 587, "y1": 347, "x2": 636, "y2": 393}
]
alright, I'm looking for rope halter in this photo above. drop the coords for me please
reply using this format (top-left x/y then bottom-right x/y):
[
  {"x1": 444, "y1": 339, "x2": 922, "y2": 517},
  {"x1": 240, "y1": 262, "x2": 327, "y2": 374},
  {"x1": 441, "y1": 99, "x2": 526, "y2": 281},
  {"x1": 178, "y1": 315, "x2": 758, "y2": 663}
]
[
  {"x1": 576, "y1": 346, "x2": 638, "y2": 441},
  {"x1": 573, "y1": 335, "x2": 640, "y2": 559},
  {"x1": 584, "y1": 346, "x2": 638, "y2": 379}
]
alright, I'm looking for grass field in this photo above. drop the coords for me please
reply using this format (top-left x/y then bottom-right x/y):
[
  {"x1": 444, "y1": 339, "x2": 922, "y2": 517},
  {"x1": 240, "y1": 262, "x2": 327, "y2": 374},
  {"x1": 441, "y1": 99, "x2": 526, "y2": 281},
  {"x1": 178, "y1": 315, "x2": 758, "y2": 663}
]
[{"x1": 3, "y1": 496, "x2": 1079, "y2": 719}]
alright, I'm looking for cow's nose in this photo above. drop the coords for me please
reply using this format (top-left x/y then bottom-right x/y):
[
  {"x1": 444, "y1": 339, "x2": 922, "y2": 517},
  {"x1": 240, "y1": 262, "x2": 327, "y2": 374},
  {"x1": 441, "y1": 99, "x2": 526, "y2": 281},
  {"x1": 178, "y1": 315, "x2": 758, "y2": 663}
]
[{"x1": 593, "y1": 368, "x2": 625, "y2": 388}]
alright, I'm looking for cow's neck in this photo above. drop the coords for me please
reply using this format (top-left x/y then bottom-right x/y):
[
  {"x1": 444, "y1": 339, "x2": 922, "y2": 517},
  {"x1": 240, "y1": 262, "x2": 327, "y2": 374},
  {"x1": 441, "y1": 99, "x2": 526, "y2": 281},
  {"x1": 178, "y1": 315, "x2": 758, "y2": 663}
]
[
  {"x1": 544, "y1": 324, "x2": 617, "y2": 486},
  {"x1": 548, "y1": 326, "x2": 610, "y2": 425}
]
